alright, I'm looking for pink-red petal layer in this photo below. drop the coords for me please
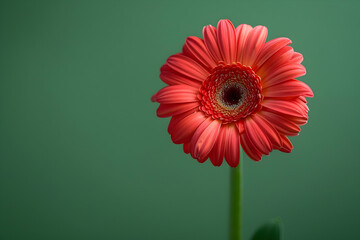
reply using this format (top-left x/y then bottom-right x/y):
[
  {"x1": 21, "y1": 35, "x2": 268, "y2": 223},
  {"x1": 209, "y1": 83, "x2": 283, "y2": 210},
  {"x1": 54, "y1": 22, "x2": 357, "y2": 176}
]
[{"x1": 152, "y1": 19, "x2": 313, "y2": 167}]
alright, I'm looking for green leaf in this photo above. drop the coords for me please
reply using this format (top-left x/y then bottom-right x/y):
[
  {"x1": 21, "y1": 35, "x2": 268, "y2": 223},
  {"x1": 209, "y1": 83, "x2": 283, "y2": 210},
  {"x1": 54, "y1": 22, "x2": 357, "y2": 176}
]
[{"x1": 250, "y1": 218, "x2": 282, "y2": 240}]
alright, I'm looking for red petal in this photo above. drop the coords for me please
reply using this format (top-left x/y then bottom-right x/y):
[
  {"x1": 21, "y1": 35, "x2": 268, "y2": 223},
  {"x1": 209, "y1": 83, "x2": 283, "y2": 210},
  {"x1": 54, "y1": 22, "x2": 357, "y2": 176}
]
[
  {"x1": 209, "y1": 126, "x2": 227, "y2": 166},
  {"x1": 291, "y1": 97, "x2": 310, "y2": 112},
  {"x1": 262, "y1": 64, "x2": 306, "y2": 88},
  {"x1": 182, "y1": 36, "x2": 217, "y2": 70},
  {"x1": 151, "y1": 85, "x2": 199, "y2": 104},
  {"x1": 263, "y1": 79, "x2": 314, "y2": 98},
  {"x1": 235, "y1": 24, "x2": 253, "y2": 63},
  {"x1": 259, "y1": 111, "x2": 301, "y2": 136},
  {"x1": 202, "y1": 25, "x2": 223, "y2": 63},
  {"x1": 166, "y1": 53, "x2": 210, "y2": 82},
  {"x1": 244, "y1": 116, "x2": 272, "y2": 155},
  {"x1": 252, "y1": 114, "x2": 282, "y2": 148},
  {"x1": 254, "y1": 37, "x2": 292, "y2": 69},
  {"x1": 256, "y1": 46, "x2": 294, "y2": 78},
  {"x1": 261, "y1": 99, "x2": 307, "y2": 119},
  {"x1": 156, "y1": 102, "x2": 199, "y2": 118},
  {"x1": 224, "y1": 124, "x2": 240, "y2": 167},
  {"x1": 170, "y1": 111, "x2": 207, "y2": 144},
  {"x1": 235, "y1": 120, "x2": 245, "y2": 133},
  {"x1": 276, "y1": 135, "x2": 293, "y2": 153},
  {"x1": 190, "y1": 118, "x2": 221, "y2": 162},
  {"x1": 217, "y1": 19, "x2": 236, "y2": 64},
  {"x1": 288, "y1": 116, "x2": 308, "y2": 125},
  {"x1": 168, "y1": 109, "x2": 197, "y2": 134},
  {"x1": 299, "y1": 96, "x2": 307, "y2": 103},
  {"x1": 160, "y1": 64, "x2": 202, "y2": 88},
  {"x1": 291, "y1": 52, "x2": 303, "y2": 64},
  {"x1": 240, "y1": 130, "x2": 262, "y2": 161},
  {"x1": 242, "y1": 26, "x2": 268, "y2": 66},
  {"x1": 278, "y1": 97, "x2": 310, "y2": 125},
  {"x1": 183, "y1": 142, "x2": 191, "y2": 154}
]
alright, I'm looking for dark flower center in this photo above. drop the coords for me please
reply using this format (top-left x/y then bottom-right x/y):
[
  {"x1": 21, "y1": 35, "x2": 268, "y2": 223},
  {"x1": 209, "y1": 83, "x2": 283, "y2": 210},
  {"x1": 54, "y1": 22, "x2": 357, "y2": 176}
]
[
  {"x1": 198, "y1": 63, "x2": 263, "y2": 124},
  {"x1": 220, "y1": 84, "x2": 244, "y2": 108}
]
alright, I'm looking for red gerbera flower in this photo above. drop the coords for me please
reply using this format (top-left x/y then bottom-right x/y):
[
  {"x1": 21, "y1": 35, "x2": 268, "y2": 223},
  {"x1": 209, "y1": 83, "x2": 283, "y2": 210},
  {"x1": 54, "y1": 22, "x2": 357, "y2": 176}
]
[{"x1": 151, "y1": 19, "x2": 313, "y2": 167}]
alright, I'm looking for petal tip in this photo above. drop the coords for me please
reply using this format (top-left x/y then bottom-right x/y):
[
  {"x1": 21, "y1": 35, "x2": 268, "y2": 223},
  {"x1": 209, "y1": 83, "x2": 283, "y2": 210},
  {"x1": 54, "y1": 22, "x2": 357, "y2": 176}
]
[
  {"x1": 228, "y1": 161, "x2": 239, "y2": 168},
  {"x1": 151, "y1": 93, "x2": 157, "y2": 102},
  {"x1": 306, "y1": 88, "x2": 314, "y2": 98}
]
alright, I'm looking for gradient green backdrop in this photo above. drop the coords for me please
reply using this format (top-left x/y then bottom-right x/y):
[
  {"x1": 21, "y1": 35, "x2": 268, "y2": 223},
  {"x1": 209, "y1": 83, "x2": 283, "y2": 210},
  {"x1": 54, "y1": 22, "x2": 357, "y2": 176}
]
[{"x1": 1, "y1": 0, "x2": 359, "y2": 239}]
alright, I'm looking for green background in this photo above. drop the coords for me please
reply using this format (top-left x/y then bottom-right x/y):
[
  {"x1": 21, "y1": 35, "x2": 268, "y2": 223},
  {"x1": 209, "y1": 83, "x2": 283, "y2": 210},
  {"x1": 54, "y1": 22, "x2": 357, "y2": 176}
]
[{"x1": 1, "y1": 0, "x2": 359, "y2": 239}]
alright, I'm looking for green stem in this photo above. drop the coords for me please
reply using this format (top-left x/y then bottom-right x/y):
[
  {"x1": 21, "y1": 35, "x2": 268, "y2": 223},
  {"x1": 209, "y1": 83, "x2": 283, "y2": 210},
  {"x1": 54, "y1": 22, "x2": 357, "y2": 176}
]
[{"x1": 229, "y1": 148, "x2": 243, "y2": 240}]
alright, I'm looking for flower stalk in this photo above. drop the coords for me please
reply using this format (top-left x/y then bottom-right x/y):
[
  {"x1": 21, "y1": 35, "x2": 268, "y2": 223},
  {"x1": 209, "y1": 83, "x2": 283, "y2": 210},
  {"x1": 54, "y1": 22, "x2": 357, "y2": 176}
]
[{"x1": 229, "y1": 148, "x2": 243, "y2": 240}]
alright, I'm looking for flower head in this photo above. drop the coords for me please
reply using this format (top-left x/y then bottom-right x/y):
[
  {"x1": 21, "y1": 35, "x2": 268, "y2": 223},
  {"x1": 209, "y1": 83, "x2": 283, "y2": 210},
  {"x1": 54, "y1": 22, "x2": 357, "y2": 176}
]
[{"x1": 151, "y1": 19, "x2": 313, "y2": 167}]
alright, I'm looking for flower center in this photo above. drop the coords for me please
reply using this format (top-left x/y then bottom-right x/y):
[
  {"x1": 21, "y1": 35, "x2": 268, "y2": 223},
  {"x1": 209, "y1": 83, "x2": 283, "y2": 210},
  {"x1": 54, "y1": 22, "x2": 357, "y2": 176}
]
[
  {"x1": 198, "y1": 63, "x2": 263, "y2": 124},
  {"x1": 219, "y1": 82, "x2": 244, "y2": 108}
]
